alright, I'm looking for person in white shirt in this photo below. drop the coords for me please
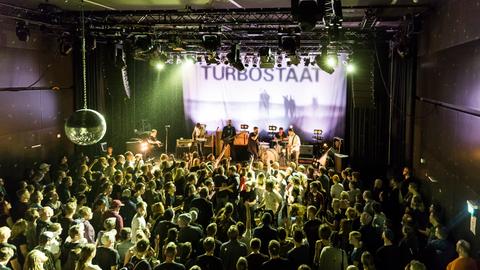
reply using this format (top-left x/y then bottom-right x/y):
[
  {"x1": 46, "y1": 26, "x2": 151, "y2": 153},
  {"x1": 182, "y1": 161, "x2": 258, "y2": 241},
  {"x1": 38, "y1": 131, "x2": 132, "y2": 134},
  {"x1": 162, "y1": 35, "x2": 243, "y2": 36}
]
[
  {"x1": 287, "y1": 128, "x2": 301, "y2": 164},
  {"x1": 192, "y1": 123, "x2": 207, "y2": 158},
  {"x1": 260, "y1": 179, "x2": 283, "y2": 225},
  {"x1": 330, "y1": 174, "x2": 344, "y2": 199},
  {"x1": 131, "y1": 201, "x2": 148, "y2": 243}
]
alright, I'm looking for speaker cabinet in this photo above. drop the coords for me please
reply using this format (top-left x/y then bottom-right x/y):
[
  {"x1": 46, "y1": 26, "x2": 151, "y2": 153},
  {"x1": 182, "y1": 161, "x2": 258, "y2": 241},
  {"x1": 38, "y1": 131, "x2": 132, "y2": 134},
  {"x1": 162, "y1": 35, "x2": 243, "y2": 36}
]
[
  {"x1": 351, "y1": 50, "x2": 375, "y2": 108},
  {"x1": 299, "y1": 145, "x2": 314, "y2": 157}
]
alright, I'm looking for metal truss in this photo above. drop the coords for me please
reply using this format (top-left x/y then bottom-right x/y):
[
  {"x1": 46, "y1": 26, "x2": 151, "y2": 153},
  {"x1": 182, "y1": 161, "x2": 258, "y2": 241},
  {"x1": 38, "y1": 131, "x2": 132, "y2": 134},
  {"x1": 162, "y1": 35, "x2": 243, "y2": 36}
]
[{"x1": 0, "y1": 3, "x2": 429, "y2": 54}]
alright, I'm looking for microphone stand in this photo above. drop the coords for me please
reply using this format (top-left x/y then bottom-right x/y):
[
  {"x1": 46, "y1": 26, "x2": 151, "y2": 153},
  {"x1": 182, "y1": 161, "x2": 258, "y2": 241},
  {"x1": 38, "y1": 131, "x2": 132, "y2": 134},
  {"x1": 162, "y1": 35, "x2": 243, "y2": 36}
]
[{"x1": 165, "y1": 125, "x2": 170, "y2": 153}]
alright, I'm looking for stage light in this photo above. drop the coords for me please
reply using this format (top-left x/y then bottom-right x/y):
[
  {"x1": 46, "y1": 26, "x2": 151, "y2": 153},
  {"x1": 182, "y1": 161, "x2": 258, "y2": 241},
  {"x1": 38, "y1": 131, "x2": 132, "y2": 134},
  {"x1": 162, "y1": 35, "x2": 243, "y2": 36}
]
[
  {"x1": 304, "y1": 57, "x2": 311, "y2": 66},
  {"x1": 315, "y1": 47, "x2": 335, "y2": 74},
  {"x1": 183, "y1": 56, "x2": 194, "y2": 66},
  {"x1": 276, "y1": 55, "x2": 283, "y2": 67},
  {"x1": 202, "y1": 35, "x2": 220, "y2": 52},
  {"x1": 206, "y1": 53, "x2": 220, "y2": 65},
  {"x1": 140, "y1": 142, "x2": 149, "y2": 152},
  {"x1": 259, "y1": 47, "x2": 275, "y2": 68},
  {"x1": 227, "y1": 44, "x2": 244, "y2": 71},
  {"x1": 292, "y1": 0, "x2": 325, "y2": 32},
  {"x1": 346, "y1": 63, "x2": 355, "y2": 73},
  {"x1": 16, "y1": 21, "x2": 30, "y2": 42},
  {"x1": 252, "y1": 56, "x2": 258, "y2": 68},
  {"x1": 287, "y1": 54, "x2": 301, "y2": 66},
  {"x1": 280, "y1": 36, "x2": 298, "y2": 55},
  {"x1": 155, "y1": 62, "x2": 165, "y2": 70},
  {"x1": 134, "y1": 35, "x2": 154, "y2": 52},
  {"x1": 327, "y1": 55, "x2": 338, "y2": 67}
]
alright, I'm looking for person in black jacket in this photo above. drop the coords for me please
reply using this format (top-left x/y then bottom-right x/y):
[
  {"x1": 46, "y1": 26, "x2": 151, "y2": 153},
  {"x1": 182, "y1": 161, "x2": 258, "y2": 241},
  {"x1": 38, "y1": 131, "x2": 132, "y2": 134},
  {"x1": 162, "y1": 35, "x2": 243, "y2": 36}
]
[{"x1": 253, "y1": 213, "x2": 279, "y2": 255}]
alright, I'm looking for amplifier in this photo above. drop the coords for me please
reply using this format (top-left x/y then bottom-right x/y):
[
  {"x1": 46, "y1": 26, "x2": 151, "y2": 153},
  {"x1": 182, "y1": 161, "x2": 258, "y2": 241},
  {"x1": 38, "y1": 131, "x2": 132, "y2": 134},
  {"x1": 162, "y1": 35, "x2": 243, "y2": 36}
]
[
  {"x1": 299, "y1": 145, "x2": 314, "y2": 157},
  {"x1": 176, "y1": 139, "x2": 194, "y2": 148}
]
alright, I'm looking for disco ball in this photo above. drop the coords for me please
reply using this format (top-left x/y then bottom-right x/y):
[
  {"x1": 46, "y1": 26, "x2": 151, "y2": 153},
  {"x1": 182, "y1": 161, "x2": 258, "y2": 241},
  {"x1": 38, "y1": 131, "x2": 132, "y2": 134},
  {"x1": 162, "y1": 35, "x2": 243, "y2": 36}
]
[{"x1": 65, "y1": 109, "x2": 107, "y2": 146}]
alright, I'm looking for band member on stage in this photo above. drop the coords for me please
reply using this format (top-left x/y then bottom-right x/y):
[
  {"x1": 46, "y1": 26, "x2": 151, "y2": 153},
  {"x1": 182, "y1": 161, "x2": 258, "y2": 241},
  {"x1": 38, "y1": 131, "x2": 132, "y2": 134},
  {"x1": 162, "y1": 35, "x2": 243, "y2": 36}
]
[
  {"x1": 287, "y1": 128, "x2": 301, "y2": 164},
  {"x1": 274, "y1": 127, "x2": 288, "y2": 144},
  {"x1": 146, "y1": 129, "x2": 162, "y2": 157},
  {"x1": 192, "y1": 122, "x2": 207, "y2": 158},
  {"x1": 247, "y1": 126, "x2": 260, "y2": 161},
  {"x1": 221, "y1": 119, "x2": 237, "y2": 160}
]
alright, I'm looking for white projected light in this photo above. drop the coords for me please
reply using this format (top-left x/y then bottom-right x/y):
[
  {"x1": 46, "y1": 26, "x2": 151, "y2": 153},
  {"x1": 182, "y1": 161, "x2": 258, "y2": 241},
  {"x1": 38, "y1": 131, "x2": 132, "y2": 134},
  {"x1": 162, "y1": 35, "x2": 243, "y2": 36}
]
[{"x1": 182, "y1": 54, "x2": 348, "y2": 139}]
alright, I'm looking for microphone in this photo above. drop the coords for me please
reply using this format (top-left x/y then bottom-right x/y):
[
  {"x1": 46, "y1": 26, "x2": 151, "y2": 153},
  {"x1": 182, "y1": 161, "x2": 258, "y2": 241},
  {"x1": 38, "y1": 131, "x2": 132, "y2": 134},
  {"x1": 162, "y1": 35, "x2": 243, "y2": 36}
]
[{"x1": 165, "y1": 125, "x2": 171, "y2": 128}]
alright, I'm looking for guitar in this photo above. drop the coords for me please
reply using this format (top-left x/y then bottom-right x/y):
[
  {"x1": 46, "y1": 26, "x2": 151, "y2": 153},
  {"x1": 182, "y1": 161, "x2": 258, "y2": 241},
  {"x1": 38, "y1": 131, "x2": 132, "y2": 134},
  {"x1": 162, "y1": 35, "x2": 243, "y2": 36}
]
[{"x1": 222, "y1": 135, "x2": 235, "y2": 144}]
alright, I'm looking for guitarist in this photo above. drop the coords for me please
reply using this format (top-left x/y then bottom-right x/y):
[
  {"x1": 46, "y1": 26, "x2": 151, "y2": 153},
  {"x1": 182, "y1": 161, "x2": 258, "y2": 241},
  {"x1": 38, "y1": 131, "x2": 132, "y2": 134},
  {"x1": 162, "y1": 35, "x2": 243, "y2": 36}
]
[{"x1": 221, "y1": 119, "x2": 236, "y2": 160}]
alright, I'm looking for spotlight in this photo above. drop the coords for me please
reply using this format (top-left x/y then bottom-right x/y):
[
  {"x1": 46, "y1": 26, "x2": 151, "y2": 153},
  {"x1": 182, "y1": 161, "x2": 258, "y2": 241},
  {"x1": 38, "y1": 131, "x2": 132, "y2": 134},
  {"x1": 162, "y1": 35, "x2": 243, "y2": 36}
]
[
  {"x1": 259, "y1": 47, "x2": 275, "y2": 68},
  {"x1": 333, "y1": 0, "x2": 343, "y2": 21},
  {"x1": 252, "y1": 56, "x2": 258, "y2": 68},
  {"x1": 227, "y1": 44, "x2": 244, "y2": 71},
  {"x1": 276, "y1": 55, "x2": 283, "y2": 67},
  {"x1": 16, "y1": 21, "x2": 30, "y2": 42},
  {"x1": 184, "y1": 56, "x2": 195, "y2": 66},
  {"x1": 155, "y1": 62, "x2": 165, "y2": 70},
  {"x1": 140, "y1": 142, "x2": 149, "y2": 152},
  {"x1": 206, "y1": 53, "x2": 220, "y2": 65},
  {"x1": 315, "y1": 46, "x2": 335, "y2": 74},
  {"x1": 304, "y1": 57, "x2": 311, "y2": 66},
  {"x1": 134, "y1": 35, "x2": 154, "y2": 52},
  {"x1": 202, "y1": 35, "x2": 220, "y2": 52},
  {"x1": 346, "y1": 63, "x2": 355, "y2": 73},
  {"x1": 280, "y1": 36, "x2": 298, "y2": 55},
  {"x1": 287, "y1": 54, "x2": 301, "y2": 66},
  {"x1": 327, "y1": 55, "x2": 338, "y2": 67},
  {"x1": 292, "y1": 0, "x2": 325, "y2": 32}
]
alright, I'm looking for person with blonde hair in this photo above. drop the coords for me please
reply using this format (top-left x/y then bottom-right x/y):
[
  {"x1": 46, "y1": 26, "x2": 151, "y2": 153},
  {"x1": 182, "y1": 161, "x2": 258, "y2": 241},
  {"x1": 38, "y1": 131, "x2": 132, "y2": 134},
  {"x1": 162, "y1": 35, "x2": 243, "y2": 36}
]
[
  {"x1": 9, "y1": 219, "x2": 28, "y2": 267},
  {"x1": 0, "y1": 226, "x2": 21, "y2": 270},
  {"x1": 76, "y1": 244, "x2": 101, "y2": 270},
  {"x1": 23, "y1": 250, "x2": 48, "y2": 270},
  {"x1": 0, "y1": 246, "x2": 14, "y2": 270}
]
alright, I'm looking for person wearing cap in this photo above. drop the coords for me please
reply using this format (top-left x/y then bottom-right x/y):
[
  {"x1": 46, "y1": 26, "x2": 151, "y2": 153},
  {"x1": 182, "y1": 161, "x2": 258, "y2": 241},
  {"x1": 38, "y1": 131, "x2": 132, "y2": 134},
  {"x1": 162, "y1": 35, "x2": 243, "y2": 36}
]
[
  {"x1": 177, "y1": 213, "x2": 203, "y2": 257},
  {"x1": 103, "y1": 200, "x2": 125, "y2": 234}
]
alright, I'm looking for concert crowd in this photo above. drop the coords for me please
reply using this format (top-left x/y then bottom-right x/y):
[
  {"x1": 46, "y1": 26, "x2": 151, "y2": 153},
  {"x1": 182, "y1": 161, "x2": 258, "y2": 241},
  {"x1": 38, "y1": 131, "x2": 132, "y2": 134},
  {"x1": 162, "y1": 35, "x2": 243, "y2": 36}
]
[{"x1": 0, "y1": 148, "x2": 477, "y2": 270}]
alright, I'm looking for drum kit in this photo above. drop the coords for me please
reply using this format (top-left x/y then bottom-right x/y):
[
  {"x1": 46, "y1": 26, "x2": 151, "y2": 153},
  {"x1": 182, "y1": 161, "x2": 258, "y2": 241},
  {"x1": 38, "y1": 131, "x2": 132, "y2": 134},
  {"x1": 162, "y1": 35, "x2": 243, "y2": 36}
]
[{"x1": 258, "y1": 140, "x2": 287, "y2": 165}]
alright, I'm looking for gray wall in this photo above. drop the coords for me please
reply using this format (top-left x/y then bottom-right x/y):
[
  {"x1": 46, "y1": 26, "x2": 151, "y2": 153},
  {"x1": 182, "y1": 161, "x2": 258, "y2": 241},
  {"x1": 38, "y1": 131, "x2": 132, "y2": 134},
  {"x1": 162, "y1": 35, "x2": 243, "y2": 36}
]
[
  {"x1": 0, "y1": 18, "x2": 74, "y2": 182},
  {"x1": 414, "y1": 0, "x2": 480, "y2": 246}
]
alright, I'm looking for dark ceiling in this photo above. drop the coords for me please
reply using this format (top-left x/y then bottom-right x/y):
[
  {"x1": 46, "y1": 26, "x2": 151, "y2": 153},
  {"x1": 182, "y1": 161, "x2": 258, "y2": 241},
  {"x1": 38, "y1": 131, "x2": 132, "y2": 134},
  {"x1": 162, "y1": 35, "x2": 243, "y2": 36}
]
[{"x1": 0, "y1": 0, "x2": 434, "y2": 56}]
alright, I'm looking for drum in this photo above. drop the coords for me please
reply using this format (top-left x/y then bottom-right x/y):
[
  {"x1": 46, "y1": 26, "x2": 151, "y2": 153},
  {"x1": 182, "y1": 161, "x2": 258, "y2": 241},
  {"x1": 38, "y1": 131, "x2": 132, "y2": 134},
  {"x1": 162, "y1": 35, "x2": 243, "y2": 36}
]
[
  {"x1": 261, "y1": 149, "x2": 279, "y2": 164},
  {"x1": 258, "y1": 142, "x2": 270, "y2": 156}
]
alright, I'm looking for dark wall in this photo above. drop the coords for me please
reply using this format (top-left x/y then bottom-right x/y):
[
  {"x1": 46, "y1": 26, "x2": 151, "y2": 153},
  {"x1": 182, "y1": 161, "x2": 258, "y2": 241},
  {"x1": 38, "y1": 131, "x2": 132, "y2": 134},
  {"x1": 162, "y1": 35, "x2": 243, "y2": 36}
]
[
  {"x1": 414, "y1": 0, "x2": 480, "y2": 247},
  {"x1": 0, "y1": 18, "x2": 74, "y2": 183}
]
